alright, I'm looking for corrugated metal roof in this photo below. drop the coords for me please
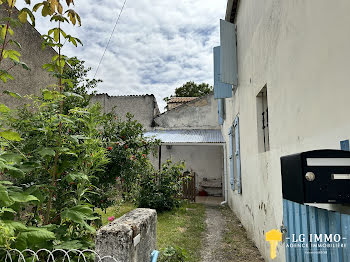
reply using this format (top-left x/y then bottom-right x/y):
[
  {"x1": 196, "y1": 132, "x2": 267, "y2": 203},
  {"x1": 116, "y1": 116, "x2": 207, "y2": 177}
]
[
  {"x1": 167, "y1": 97, "x2": 198, "y2": 103},
  {"x1": 144, "y1": 129, "x2": 225, "y2": 144}
]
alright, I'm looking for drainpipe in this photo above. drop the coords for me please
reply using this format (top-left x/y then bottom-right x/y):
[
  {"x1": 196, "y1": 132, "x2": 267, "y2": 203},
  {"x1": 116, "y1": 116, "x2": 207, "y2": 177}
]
[{"x1": 221, "y1": 144, "x2": 228, "y2": 205}]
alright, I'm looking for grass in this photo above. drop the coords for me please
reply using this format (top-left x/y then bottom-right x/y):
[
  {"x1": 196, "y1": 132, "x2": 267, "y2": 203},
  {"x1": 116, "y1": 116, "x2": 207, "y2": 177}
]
[
  {"x1": 96, "y1": 202, "x2": 136, "y2": 225},
  {"x1": 157, "y1": 202, "x2": 206, "y2": 262},
  {"x1": 97, "y1": 201, "x2": 206, "y2": 262},
  {"x1": 219, "y1": 206, "x2": 264, "y2": 262}
]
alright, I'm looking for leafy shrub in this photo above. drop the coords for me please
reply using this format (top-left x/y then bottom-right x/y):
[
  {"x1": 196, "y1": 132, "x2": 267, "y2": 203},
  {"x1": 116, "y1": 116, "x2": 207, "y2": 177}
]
[
  {"x1": 135, "y1": 160, "x2": 186, "y2": 212},
  {"x1": 94, "y1": 111, "x2": 160, "y2": 206},
  {"x1": 159, "y1": 246, "x2": 188, "y2": 262}
]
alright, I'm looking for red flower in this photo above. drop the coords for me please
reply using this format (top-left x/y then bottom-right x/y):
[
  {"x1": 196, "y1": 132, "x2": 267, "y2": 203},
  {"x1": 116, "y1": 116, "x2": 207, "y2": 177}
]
[
  {"x1": 142, "y1": 154, "x2": 146, "y2": 158},
  {"x1": 115, "y1": 176, "x2": 120, "y2": 180},
  {"x1": 124, "y1": 144, "x2": 128, "y2": 149},
  {"x1": 107, "y1": 147, "x2": 113, "y2": 151},
  {"x1": 101, "y1": 200, "x2": 103, "y2": 203}
]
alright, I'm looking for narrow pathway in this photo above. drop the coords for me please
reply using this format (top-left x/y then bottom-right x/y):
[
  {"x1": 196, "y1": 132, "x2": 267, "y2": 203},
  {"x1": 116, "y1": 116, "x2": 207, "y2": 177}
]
[
  {"x1": 200, "y1": 205, "x2": 226, "y2": 262},
  {"x1": 200, "y1": 202, "x2": 265, "y2": 262}
]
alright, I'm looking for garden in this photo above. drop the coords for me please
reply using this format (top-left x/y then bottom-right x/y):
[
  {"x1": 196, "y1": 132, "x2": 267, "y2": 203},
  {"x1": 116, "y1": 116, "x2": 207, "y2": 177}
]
[{"x1": 0, "y1": 1, "x2": 206, "y2": 261}]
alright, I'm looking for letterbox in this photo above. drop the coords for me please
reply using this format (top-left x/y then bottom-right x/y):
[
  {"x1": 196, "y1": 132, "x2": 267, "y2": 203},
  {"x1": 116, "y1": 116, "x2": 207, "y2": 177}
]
[{"x1": 280, "y1": 149, "x2": 350, "y2": 204}]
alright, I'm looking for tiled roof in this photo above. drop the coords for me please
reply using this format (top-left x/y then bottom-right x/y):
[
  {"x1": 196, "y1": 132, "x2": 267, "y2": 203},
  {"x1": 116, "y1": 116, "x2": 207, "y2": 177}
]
[
  {"x1": 144, "y1": 129, "x2": 225, "y2": 144},
  {"x1": 167, "y1": 97, "x2": 198, "y2": 103}
]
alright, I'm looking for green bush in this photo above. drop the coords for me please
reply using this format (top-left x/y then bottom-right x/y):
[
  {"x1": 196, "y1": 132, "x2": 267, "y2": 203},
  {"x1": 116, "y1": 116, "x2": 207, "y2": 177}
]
[
  {"x1": 159, "y1": 246, "x2": 189, "y2": 262},
  {"x1": 135, "y1": 160, "x2": 186, "y2": 212}
]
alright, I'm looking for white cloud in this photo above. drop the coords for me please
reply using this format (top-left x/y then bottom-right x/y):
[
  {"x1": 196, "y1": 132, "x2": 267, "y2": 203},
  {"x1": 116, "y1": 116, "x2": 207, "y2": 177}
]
[{"x1": 17, "y1": 0, "x2": 227, "y2": 111}]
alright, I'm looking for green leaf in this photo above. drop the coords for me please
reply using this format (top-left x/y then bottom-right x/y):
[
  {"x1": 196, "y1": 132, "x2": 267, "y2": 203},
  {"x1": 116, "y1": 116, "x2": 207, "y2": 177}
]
[
  {"x1": 3, "y1": 90, "x2": 22, "y2": 99},
  {"x1": 0, "y1": 103, "x2": 10, "y2": 113},
  {"x1": 38, "y1": 148, "x2": 55, "y2": 157},
  {"x1": 18, "y1": 11, "x2": 27, "y2": 24},
  {"x1": 42, "y1": 90, "x2": 54, "y2": 100},
  {"x1": 54, "y1": 240, "x2": 84, "y2": 250},
  {"x1": 0, "y1": 207, "x2": 16, "y2": 214},
  {"x1": 1, "y1": 25, "x2": 6, "y2": 40},
  {"x1": 9, "y1": 191, "x2": 39, "y2": 203},
  {"x1": 61, "y1": 205, "x2": 99, "y2": 227},
  {"x1": 0, "y1": 130, "x2": 22, "y2": 141},
  {"x1": 0, "y1": 185, "x2": 13, "y2": 206},
  {"x1": 0, "y1": 152, "x2": 23, "y2": 164},
  {"x1": 17, "y1": 227, "x2": 55, "y2": 245}
]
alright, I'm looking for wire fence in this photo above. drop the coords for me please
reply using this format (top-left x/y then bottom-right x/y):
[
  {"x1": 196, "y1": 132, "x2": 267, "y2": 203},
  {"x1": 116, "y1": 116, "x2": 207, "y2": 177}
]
[{"x1": 1, "y1": 248, "x2": 119, "y2": 262}]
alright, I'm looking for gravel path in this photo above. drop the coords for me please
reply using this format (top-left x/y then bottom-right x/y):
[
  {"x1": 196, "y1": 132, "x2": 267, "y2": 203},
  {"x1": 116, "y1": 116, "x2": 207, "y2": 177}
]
[
  {"x1": 200, "y1": 205, "x2": 226, "y2": 262},
  {"x1": 200, "y1": 204, "x2": 265, "y2": 262}
]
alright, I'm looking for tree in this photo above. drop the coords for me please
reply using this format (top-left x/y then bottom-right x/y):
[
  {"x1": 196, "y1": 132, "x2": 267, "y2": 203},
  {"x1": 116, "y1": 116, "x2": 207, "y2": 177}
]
[
  {"x1": 164, "y1": 81, "x2": 213, "y2": 102},
  {"x1": 62, "y1": 57, "x2": 102, "y2": 113}
]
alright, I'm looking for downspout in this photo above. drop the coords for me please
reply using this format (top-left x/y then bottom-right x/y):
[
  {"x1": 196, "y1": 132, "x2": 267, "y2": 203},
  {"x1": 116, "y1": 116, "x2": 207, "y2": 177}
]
[{"x1": 221, "y1": 143, "x2": 228, "y2": 205}]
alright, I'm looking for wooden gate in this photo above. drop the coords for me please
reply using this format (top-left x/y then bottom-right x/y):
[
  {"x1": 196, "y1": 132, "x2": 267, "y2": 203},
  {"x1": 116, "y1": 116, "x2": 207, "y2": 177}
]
[
  {"x1": 181, "y1": 172, "x2": 196, "y2": 202},
  {"x1": 283, "y1": 199, "x2": 350, "y2": 262}
]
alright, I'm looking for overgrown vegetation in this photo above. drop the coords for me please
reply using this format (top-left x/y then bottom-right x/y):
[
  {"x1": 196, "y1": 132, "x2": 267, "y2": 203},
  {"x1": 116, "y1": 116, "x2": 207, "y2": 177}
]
[
  {"x1": 98, "y1": 202, "x2": 206, "y2": 262},
  {"x1": 0, "y1": 0, "x2": 190, "y2": 255}
]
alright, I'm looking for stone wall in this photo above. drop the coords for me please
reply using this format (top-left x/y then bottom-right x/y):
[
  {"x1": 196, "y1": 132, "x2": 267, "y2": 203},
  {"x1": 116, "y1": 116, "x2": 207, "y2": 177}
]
[
  {"x1": 154, "y1": 94, "x2": 220, "y2": 130},
  {"x1": 90, "y1": 94, "x2": 160, "y2": 131},
  {"x1": 95, "y1": 208, "x2": 157, "y2": 262},
  {"x1": 0, "y1": 7, "x2": 57, "y2": 108}
]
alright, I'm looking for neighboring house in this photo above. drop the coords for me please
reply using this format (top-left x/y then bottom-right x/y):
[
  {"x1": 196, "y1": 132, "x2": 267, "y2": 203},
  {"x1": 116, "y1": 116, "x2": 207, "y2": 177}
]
[
  {"x1": 146, "y1": 94, "x2": 225, "y2": 197},
  {"x1": 214, "y1": 0, "x2": 350, "y2": 261},
  {"x1": 166, "y1": 97, "x2": 197, "y2": 110},
  {"x1": 90, "y1": 94, "x2": 160, "y2": 131},
  {"x1": 0, "y1": 7, "x2": 57, "y2": 107}
]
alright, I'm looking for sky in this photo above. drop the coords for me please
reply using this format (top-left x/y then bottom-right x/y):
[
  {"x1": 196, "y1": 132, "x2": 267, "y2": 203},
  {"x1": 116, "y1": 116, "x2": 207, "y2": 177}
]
[{"x1": 17, "y1": 0, "x2": 227, "y2": 111}]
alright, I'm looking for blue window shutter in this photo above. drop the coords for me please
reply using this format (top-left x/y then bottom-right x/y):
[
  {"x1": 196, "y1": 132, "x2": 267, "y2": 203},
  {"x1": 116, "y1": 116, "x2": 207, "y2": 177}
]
[
  {"x1": 218, "y1": 99, "x2": 223, "y2": 125},
  {"x1": 213, "y1": 46, "x2": 232, "y2": 99},
  {"x1": 340, "y1": 140, "x2": 350, "y2": 151},
  {"x1": 229, "y1": 126, "x2": 235, "y2": 190},
  {"x1": 234, "y1": 116, "x2": 241, "y2": 194},
  {"x1": 220, "y1": 19, "x2": 238, "y2": 86}
]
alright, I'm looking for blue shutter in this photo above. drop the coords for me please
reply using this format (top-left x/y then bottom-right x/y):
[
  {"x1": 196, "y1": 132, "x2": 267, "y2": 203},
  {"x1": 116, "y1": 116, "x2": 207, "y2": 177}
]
[
  {"x1": 234, "y1": 116, "x2": 241, "y2": 194},
  {"x1": 220, "y1": 19, "x2": 238, "y2": 86},
  {"x1": 340, "y1": 140, "x2": 350, "y2": 151},
  {"x1": 218, "y1": 99, "x2": 223, "y2": 125},
  {"x1": 213, "y1": 46, "x2": 232, "y2": 99},
  {"x1": 229, "y1": 126, "x2": 235, "y2": 190}
]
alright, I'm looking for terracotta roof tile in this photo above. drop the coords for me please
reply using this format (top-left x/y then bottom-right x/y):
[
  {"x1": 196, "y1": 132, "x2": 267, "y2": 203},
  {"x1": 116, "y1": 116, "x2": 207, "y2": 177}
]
[{"x1": 167, "y1": 97, "x2": 198, "y2": 103}]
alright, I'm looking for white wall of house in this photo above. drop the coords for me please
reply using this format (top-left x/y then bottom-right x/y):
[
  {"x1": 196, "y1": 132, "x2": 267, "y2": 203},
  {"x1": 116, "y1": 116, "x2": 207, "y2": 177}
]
[
  {"x1": 150, "y1": 145, "x2": 224, "y2": 195},
  {"x1": 221, "y1": 0, "x2": 350, "y2": 261}
]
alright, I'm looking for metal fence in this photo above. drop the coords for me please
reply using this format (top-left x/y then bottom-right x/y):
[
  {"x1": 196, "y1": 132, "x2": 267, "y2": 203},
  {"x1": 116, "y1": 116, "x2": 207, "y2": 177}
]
[
  {"x1": 2, "y1": 249, "x2": 119, "y2": 262},
  {"x1": 2, "y1": 248, "x2": 159, "y2": 262}
]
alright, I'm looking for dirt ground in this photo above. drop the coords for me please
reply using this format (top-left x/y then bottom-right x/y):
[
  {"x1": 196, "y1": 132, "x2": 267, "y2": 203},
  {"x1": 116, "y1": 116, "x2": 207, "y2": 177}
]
[{"x1": 200, "y1": 204, "x2": 265, "y2": 262}]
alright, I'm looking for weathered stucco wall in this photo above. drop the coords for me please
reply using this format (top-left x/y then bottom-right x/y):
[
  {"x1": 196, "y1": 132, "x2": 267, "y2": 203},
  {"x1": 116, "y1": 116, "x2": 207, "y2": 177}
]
[
  {"x1": 90, "y1": 94, "x2": 160, "y2": 131},
  {"x1": 150, "y1": 145, "x2": 224, "y2": 195},
  {"x1": 0, "y1": 7, "x2": 57, "y2": 107},
  {"x1": 222, "y1": 0, "x2": 350, "y2": 261},
  {"x1": 154, "y1": 94, "x2": 219, "y2": 129}
]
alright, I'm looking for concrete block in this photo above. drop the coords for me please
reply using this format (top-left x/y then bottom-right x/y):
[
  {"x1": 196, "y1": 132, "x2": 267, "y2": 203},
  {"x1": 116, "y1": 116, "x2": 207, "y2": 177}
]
[{"x1": 95, "y1": 208, "x2": 157, "y2": 262}]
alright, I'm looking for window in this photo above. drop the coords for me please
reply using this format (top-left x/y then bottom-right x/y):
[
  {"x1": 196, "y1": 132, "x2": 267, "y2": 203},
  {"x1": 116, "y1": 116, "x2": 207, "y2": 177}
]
[
  {"x1": 218, "y1": 98, "x2": 225, "y2": 125},
  {"x1": 257, "y1": 85, "x2": 270, "y2": 152},
  {"x1": 229, "y1": 115, "x2": 242, "y2": 193}
]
